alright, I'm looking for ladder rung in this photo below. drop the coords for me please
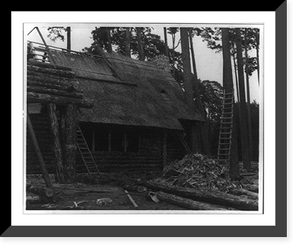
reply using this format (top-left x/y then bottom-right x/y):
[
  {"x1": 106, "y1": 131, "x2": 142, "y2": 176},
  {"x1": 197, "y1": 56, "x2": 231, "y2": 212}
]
[
  {"x1": 81, "y1": 151, "x2": 91, "y2": 154},
  {"x1": 219, "y1": 137, "x2": 232, "y2": 140},
  {"x1": 219, "y1": 145, "x2": 231, "y2": 148}
]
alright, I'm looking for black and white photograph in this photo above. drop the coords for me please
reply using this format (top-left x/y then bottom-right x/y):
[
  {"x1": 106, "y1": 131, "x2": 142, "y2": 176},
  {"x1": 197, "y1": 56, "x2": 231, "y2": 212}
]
[{"x1": 25, "y1": 23, "x2": 262, "y2": 212}]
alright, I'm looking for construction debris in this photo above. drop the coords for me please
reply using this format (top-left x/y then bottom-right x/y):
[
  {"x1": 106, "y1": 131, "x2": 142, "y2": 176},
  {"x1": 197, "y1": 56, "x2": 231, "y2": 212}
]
[
  {"x1": 159, "y1": 153, "x2": 258, "y2": 193},
  {"x1": 96, "y1": 198, "x2": 112, "y2": 206},
  {"x1": 124, "y1": 190, "x2": 138, "y2": 208}
]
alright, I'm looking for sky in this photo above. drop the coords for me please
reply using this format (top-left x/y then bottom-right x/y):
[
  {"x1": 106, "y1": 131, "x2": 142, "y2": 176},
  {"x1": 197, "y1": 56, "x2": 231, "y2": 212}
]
[{"x1": 25, "y1": 24, "x2": 260, "y2": 103}]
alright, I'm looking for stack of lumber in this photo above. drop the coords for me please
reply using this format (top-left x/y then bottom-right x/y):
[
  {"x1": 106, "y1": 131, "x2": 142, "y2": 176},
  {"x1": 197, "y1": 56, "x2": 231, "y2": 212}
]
[{"x1": 27, "y1": 61, "x2": 93, "y2": 108}]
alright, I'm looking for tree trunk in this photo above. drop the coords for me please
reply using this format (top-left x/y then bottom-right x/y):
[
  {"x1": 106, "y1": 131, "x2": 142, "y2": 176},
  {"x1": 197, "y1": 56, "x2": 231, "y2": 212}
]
[
  {"x1": 235, "y1": 28, "x2": 251, "y2": 170},
  {"x1": 244, "y1": 28, "x2": 253, "y2": 161},
  {"x1": 47, "y1": 103, "x2": 64, "y2": 182},
  {"x1": 136, "y1": 27, "x2": 145, "y2": 61},
  {"x1": 221, "y1": 28, "x2": 240, "y2": 179},
  {"x1": 180, "y1": 28, "x2": 200, "y2": 153},
  {"x1": 125, "y1": 27, "x2": 131, "y2": 57},
  {"x1": 230, "y1": 104, "x2": 241, "y2": 180},
  {"x1": 157, "y1": 191, "x2": 236, "y2": 210},
  {"x1": 65, "y1": 104, "x2": 78, "y2": 182},
  {"x1": 255, "y1": 29, "x2": 260, "y2": 85},
  {"x1": 163, "y1": 27, "x2": 169, "y2": 58},
  {"x1": 180, "y1": 28, "x2": 194, "y2": 111},
  {"x1": 66, "y1": 26, "x2": 71, "y2": 50},
  {"x1": 143, "y1": 180, "x2": 258, "y2": 211},
  {"x1": 232, "y1": 50, "x2": 240, "y2": 103},
  {"x1": 171, "y1": 32, "x2": 176, "y2": 78},
  {"x1": 189, "y1": 30, "x2": 210, "y2": 155},
  {"x1": 106, "y1": 28, "x2": 112, "y2": 53}
]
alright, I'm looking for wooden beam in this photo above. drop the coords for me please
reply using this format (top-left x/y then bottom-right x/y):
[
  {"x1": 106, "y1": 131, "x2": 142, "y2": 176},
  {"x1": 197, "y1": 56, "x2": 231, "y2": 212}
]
[
  {"x1": 162, "y1": 130, "x2": 167, "y2": 167},
  {"x1": 65, "y1": 104, "x2": 78, "y2": 182},
  {"x1": 27, "y1": 86, "x2": 83, "y2": 99},
  {"x1": 27, "y1": 112, "x2": 53, "y2": 189},
  {"x1": 27, "y1": 78, "x2": 77, "y2": 92},
  {"x1": 47, "y1": 103, "x2": 65, "y2": 182},
  {"x1": 143, "y1": 180, "x2": 258, "y2": 211},
  {"x1": 27, "y1": 64, "x2": 75, "y2": 78},
  {"x1": 27, "y1": 92, "x2": 94, "y2": 108},
  {"x1": 157, "y1": 191, "x2": 236, "y2": 210}
]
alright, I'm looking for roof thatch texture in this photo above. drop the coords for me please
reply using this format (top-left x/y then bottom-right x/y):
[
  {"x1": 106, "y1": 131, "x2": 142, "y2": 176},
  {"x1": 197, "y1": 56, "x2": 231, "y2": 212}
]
[{"x1": 47, "y1": 49, "x2": 204, "y2": 130}]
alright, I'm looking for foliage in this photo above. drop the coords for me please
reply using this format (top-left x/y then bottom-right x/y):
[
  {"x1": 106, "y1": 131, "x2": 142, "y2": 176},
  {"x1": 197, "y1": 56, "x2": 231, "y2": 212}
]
[
  {"x1": 191, "y1": 27, "x2": 260, "y2": 76},
  {"x1": 84, "y1": 27, "x2": 166, "y2": 60},
  {"x1": 47, "y1": 26, "x2": 67, "y2": 42},
  {"x1": 84, "y1": 26, "x2": 185, "y2": 84},
  {"x1": 199, "y1": 80, "x2": 223, "y2": 121}
]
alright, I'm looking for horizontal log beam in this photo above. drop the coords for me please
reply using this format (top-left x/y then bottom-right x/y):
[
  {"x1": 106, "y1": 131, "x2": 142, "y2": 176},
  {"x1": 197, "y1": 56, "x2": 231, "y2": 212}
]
[
  {"x1": 28, "y1": 61, "x2": 73, "y2": 71},
  {"x1": 27, "y1": 64, "x2": 75, "y2": 78},
  {"x1": 143, "y1": 180, "x2": 258, "y2": 211},
  {"x1": 157, "y1": 191, "x2": 237, "y2": 210},
  {"x1": 27, "y1": 86, "x2": 83, "y2": 99},
  {"x1": 27, "y1": 92, "x2": 94, "y2": 109},
  {"x1": 27, "y1": 74, "x2": 79, "y2": 91}
]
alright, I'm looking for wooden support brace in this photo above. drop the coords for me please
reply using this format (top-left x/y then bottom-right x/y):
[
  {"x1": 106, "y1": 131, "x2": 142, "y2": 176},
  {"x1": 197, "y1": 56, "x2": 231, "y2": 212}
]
[{"x1": 27, "y1": 112, "x2": 53, "y2": 189}]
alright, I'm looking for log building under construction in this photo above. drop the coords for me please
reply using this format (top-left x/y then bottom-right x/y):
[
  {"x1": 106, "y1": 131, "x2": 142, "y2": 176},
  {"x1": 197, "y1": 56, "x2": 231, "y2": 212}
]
[{"x1": 26, "y1": 41, "x2": 204, "y2": 181}]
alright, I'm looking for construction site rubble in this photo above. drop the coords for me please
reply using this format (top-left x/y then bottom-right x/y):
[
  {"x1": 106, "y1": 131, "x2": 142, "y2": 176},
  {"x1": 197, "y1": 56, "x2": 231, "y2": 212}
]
[{"x1": 156, "y1": 153, "x2": 258, "y2": 193}]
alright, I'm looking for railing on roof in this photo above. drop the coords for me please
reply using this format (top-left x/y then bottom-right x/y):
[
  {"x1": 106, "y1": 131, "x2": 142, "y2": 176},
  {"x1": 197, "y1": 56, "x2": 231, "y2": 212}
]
[{"x1": 27, "y1": 40, "x2": 103, "y2": 64}]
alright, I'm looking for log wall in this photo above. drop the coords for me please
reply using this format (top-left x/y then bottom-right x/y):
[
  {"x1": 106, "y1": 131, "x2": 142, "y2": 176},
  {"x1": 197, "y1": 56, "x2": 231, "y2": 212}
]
[
  {"x1": 26, "y1": 112, "x2": 56, "y2": 174},
  {"x1": 26, "y1": 114, "x2": 186, "y2": 174}
]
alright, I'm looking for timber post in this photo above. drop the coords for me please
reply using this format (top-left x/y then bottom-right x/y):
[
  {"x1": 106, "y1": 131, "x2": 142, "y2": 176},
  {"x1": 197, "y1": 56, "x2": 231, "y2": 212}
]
[
  {"x1": 47, "y1": 103, "x2": 65, "y2": 182},
  {"x1": 162, "y1": 130, "x2": 167, "y2": 168},
  {"x1": 65, "y1": 104, "x2": 78, "y2": 182}
]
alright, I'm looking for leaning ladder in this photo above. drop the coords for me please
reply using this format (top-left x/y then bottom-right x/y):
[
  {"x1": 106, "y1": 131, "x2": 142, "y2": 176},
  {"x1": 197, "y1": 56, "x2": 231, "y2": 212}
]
[
  {"x1": 76, "y1": 125, "x2": 100, "y2": 177},
  {"x1": 217, "y1": 90, "x2": 234, "y2": 164},
  {"x1": 176, "y1": 132, "x2": 191, "y2": 153}
]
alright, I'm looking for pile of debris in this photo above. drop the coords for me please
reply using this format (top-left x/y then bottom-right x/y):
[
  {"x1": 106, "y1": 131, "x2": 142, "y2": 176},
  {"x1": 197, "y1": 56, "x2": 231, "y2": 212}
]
[
  {"x1": 158, "y1": 153, "x2": 240, "y2": 192},
  {"x1": 140, "y1": 153, "x2": 259, "y2": 211}
]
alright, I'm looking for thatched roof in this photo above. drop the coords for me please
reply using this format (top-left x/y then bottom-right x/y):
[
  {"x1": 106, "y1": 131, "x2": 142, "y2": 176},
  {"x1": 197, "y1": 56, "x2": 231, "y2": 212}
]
[{"x1": 47, "y1": 49, "x2": 204, "y2": 130}]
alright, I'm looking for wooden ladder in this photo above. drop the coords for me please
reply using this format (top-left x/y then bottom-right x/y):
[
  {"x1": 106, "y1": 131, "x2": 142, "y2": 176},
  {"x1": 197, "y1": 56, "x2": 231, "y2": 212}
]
[
  {"x1": 217, "y1": 90, "x2": 234, "y2": 164},
  {"x1": 76, "y1": 125, "x2": 100, "y2": 177},
  {"x1": 177, "y1": 132, "x2": 191, "y2": 153}
]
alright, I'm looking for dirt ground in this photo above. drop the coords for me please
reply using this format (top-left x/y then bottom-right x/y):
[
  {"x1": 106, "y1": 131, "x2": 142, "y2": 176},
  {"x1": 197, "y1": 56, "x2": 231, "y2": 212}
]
[
  {"x1": 26, "y1": 164, "x2": 259, "y2": 211},
  {"x1": 26, "y1": 170, "x2": 185, "y2": 211}
]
